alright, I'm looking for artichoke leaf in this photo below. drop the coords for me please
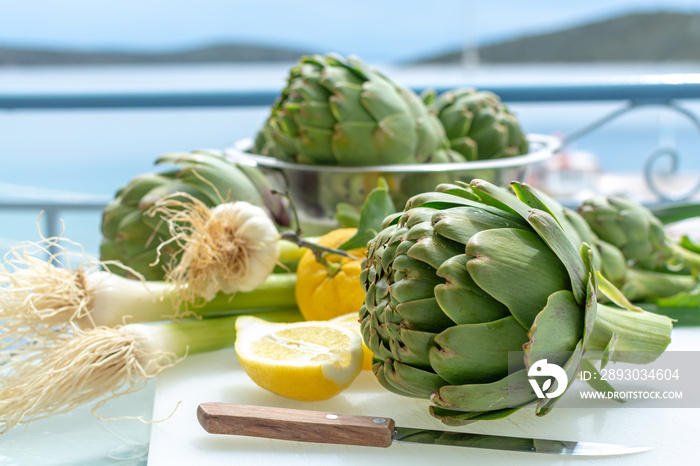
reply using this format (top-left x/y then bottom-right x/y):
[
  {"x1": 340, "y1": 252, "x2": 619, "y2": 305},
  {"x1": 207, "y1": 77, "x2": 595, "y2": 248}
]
[
  {"x1": 601, "y1": 333, "x2": 618, "y2": 370},
  {"x1": 295, "y1": 100, "x2": 335, "y2": 129},
  {"x1": 510, "y1": 180, "x2": 560, "y2": 218},
  {"x1": 139, "y1": 180, "x2": 215, "y2": 210},
  {"x1": 373, "y1": 362, "x2": 425, "y2": 398},
  {"x1": 379, "y1": 239, "x2": 400, "y2": 275},
  {"x1": 430, "y1": 316, "x2": 530, "y2": 385},
  {"x1": 327, "y1": 82, "x2": 375, "y2": 122},
  {"x1": 106, "y1": 248, "x2": 163, "y2": 281},
  {"x1": 432, "y1": 368, "x2": 536, "y2": 412},
  {"x1": 439, "y1": 105, "x2": 474, "y2": 139},
  {"x1": 363, "y1": 323, "x2": 394, "y2": 362},
  {"x1": 414, "y1": 116, "x2": 447, "y2": 162},
  {"x1": 402, "y1": 214, "x2": 435, "y2": 236},
  {"x1": 466, "y1": 228, "x2": 571, "y2": 329},
  {"x1": 391, "y1": 328, "x2": 437, "y2": 368},
  {"x1": 434, "y1": 183, "x2": 480, "y2": 200},
  {"x1": 523, "y1": 290, "x2": 584, "y2": 369},
  {"x1": 374, "y1": 113, "x2": 420, "y2": 165},
  {"x1": 177, "y1": 163, "x2": 261, "y2": 205},
  {"x1": 432, "y1": 206, "x2": 528, "y2": 245},
  {"x1": 406, "y1": 191, "x2": 490, "y2": 211},
  {"x1": 473, "y1": 180, "x2": 589, "y2": 305},
  {"x1": 449, "y1": 137, "x2": 479, "y2": 161},
  {"x1": 101, "y1": 203, "x2": 136, "y2": 237},
  {"x1": 528, "y1": 210, "x2": 589, "y2": 306},
  {"x1": 470, "y1": 123, "x2": 508, "y2": 159},
  {"x1": 381, "y1": 360, "x2": 448, "y2": 398},
  {"x1": 395, "y1": 298, "x2": 455, "y2": 332},
  {"x1": 331, "y1": 121, "x2": 379, "y2": 165},
  {"x1": 338, "y1": 177, "x2": 397, "y2": 251},
  {"x1": 596, "y1": 271, "x2": 645, "y2": 313},
  {"x1": 390, "y1": 266, "x2": 442, "y2": 303},
  {"x1": 434, "y1": 254, "x2": 510, "y2": 325},
  {"x1": 360, "y1": 79, "x2": 413, "y2": 120},
  {"x1": 335, "y1": 202, "x2": 361, "y2": 228},
  {"x1": 430, "y1": 406, "x2": 525, "y2": 426},
  {"x1": 407, "y1": 233, "x2": 465, "y2": 270},
  {"x1": 117, "y1": 173, "x2": 172, "y2": 207},
  {"x1": 534, "y1": 340, "x2": 585, "y2": 416},
  {"x1": 533, "y1": 255, "x2": 596, "y2": 416}
]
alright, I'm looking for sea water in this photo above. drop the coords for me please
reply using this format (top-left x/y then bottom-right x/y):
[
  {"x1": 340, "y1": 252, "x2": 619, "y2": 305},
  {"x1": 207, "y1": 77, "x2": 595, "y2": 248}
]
[{"x1": 2, "y1": 63, "x2": 700, "y2": 256}]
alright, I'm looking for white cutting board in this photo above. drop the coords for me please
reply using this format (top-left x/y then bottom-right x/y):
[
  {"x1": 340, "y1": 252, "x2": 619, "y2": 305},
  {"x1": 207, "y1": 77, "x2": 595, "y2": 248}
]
[{"x1": 148, "y1": 328, "x2": 699, "y2": 466}]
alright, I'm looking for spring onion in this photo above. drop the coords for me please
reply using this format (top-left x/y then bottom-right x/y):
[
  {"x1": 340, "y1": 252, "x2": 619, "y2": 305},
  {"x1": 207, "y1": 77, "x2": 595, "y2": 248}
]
[
  {"x1": 0, "y1": 234, "x2": 298, "y2": 360},
  {"x1": 0, "y1": 308, "x2": 303, "y2": 433}
]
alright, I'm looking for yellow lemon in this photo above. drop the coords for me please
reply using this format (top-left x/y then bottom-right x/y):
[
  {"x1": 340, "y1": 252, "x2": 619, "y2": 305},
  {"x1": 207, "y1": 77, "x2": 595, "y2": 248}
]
[
  {"x1": 330, "y1": 312, "x2": 375, "y2": 371},
  {"x1": 295, "y1": 228, "x2": 367, "y2": 321},
  {"x1": 235, "y1": 316, "x2": 363, "y2": 401}
]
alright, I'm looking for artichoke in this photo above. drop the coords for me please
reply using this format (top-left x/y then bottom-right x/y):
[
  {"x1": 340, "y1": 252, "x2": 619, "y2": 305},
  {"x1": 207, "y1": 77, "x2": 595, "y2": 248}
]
[
  {"x1": 578, "y1": 196, "x2": 700, "y2": 273},
  {"x1": 360, "y1": 180, "x2": 672, "y2": 425},
  {"x1": 254, "y1": 54, "x2": 462, "y2": 166},
  {"x1": 428, "y1": 88, "x2": 529, "y2": 161},
  {"x1": 100, "y1": 151, "x2": 288, "y2": 280}
]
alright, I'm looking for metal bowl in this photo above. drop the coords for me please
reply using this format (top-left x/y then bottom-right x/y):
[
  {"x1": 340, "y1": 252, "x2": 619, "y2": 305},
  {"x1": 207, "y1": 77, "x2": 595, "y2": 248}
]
[{"x1": 225, "y1": 134, "x2": 560, "y2": 234}]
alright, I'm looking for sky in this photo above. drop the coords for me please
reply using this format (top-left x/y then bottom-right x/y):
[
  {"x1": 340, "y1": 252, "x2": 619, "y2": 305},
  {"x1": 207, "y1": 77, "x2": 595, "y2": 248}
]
[{"x1": 0, "y1": 0, "x2": 699, "y2": 62}]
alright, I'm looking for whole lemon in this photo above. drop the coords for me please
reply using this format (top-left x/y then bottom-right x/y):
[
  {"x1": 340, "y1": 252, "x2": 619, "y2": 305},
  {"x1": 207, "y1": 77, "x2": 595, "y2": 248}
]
[{"x1": 295, "y1": 228, "x2": 366, "y2": 321}]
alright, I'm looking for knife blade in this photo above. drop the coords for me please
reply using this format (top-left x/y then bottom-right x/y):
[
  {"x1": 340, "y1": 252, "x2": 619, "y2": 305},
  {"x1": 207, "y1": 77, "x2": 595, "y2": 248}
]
[{"x1": 196, "y1": 402, "x2": 650, "y2": 456}]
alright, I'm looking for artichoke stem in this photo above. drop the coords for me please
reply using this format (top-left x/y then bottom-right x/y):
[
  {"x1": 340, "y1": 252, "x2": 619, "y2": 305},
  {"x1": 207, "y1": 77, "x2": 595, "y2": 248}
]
[
  {"x1": 585, "y1": 303, "x2": 672, "y2": 365},
  {"x1": 671, "y1": 242, "x2": 700, "y2": 273},
  {"x1": 621, "y1": 267, "x2": 698, "y2": 302}
]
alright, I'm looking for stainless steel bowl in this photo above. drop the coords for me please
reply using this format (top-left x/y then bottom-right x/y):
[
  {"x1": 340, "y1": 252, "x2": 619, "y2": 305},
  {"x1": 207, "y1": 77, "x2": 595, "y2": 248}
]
[{"x1": 225, "y1": 134, "x2": 560, "y2": 234}]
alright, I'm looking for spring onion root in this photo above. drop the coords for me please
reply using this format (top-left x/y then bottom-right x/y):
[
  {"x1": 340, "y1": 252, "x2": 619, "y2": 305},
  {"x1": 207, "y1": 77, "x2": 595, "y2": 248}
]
[
  {"x1": 0, "y1": 237, "x2": 297, "y2": 363},
  {"x1": 149, "y1": 195, "x2": 280, "y2": 306},
  {"x1": 0, "y1": 308, "x2": 303, "y2": 433},
  {"x1": 0, "y1": 235, "x2": 117, "y2": 359}
]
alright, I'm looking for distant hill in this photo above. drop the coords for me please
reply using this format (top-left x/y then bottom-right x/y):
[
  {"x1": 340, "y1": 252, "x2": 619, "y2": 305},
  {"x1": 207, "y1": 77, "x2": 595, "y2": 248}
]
[
  {"x1": 3, "y1": 11, "x2": 700, "y2": 66},
  {"x1": 419, "y1": 12, "x2": 700, "y2": 64},
  {"x1": 0, "y1": 44, "x2": 312, "y2": 66}
]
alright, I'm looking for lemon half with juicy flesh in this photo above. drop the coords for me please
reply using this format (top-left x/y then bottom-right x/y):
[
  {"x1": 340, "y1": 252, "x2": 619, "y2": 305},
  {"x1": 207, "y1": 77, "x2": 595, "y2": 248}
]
[
  {"x1": 235, "y1": 316, "x2": 364, "y2": 401},
  {"x1": 330, "y1": 312, "x2": 374, "y2": 371}
]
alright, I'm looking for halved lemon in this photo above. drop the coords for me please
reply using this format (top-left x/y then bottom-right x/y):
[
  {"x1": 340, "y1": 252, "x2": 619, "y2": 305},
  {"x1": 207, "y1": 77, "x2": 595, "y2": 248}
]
[
  {"x1": 235, "y1": 316, "x2": 363, "y2": 401},
  {"x1": 330, "y1": 312, "x2": 375, "y2": 371}
]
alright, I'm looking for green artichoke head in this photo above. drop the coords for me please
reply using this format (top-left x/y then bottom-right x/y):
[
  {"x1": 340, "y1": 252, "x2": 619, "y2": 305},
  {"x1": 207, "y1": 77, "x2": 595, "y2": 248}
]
[
  {"x1": 360, "y1": 180, "x2": 672, "y2": 425},
  {"x1": 430, "y1": 88, "x2": 529, "y2": 161},
  {"x1": 100, "y1": 151, "x2": 288, "y2": 280},
  {"x1": 577, "y1": 196, "x2": 674, "y2": 270},
  {"x1": 254, "y1": 54, "x2": 462, "y2": 166}
]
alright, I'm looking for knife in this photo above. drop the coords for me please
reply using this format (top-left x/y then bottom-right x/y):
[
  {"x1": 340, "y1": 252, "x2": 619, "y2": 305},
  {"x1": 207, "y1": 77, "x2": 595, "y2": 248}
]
[{"x1": 196, "y1": 403, "x2": 650, "y2": 456}]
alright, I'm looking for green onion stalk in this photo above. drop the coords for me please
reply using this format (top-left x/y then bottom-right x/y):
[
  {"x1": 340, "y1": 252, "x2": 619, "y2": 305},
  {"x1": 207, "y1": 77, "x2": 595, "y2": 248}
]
[
  {"x1": 0, "y1": 198, "x2": 308, "y2": 361},
  {"x1": 0, "y1": 307, "x2": 303, "y2": 433}
]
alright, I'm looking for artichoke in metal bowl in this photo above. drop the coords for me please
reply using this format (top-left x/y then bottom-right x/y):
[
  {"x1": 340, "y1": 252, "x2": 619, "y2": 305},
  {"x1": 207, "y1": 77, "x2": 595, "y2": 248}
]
[
  {"x1": 253, "y1": 53, "x2": 462, "y2": 166},
  {"x1": 359, "y1": 180, "x2": 672, "y2": 425},
  {"x1": 229, "y1": 134, "x2": 557, "y2": 234},
  {"x1": 428, "y1": 88, "x2": 529, "y2": 161}
]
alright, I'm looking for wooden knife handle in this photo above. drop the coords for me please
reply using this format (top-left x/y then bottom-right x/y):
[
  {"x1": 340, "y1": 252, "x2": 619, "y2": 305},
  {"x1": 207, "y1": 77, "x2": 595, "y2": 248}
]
[{"x1": 197, "y1": 402, "x2": 395, "y2": 448}]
